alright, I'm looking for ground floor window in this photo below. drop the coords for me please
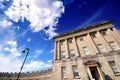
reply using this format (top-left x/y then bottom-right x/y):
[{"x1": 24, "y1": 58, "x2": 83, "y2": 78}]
[
  {"x1": 72, "y1": 65, "x2": 80, "y2": 78},
  {"x1": 109, "y1": 61, "x2": 120, "y2": 75},
  {"x1": 61, "y1": 67, "x2": 67, "y2": 78}
]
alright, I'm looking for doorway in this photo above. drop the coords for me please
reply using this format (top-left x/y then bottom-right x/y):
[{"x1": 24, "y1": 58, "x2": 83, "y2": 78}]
[{"x1": 89, "y1": 66, "x2": 100, "y2": 80}]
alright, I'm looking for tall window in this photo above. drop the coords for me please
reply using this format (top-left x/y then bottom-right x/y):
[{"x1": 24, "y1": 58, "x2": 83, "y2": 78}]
[
  {"x1": 109, "y1": 41, "x2": 120, "y2": 50},
  {"x1": 68, "y1": 38, "x2": 73, "y2": 44},
  {"x1": 100, "y1": 30, "x2": 106, "y2": 35},
  {"x1": 83, "y1": 47, "x2": 90, "y2": 55},
  {"x1": 70, "y1": 50, "x2": 75, "y2": 58},
  {"x1": 61, "y1": 67, "x2": 67, "y2": 78},
  {"x1": 72, "y1": 65, "x2": 80, "y2": 78},
  {"x1": 79, "y1": 37, "x2": 83, "y2": 41},
  {"x1": 97, "y1": 44, "x2": 106, "y2": 52},
  {"x1": 90, "y1": 32, "x2": 96, "y2": 38},
  {"x1": 109, "y1": 61, "x2": 120, "y2": 74},
  {"x1": 61, "y1": 51, "x2": 66, "y2": 59},
  {"x1": 61, "y1": 40, "x2": 65, "y2": 46}
]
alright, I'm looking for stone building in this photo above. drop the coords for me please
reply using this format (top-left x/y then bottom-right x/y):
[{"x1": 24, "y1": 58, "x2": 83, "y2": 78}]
[
  {"x1": 53, "y1": 21, "x2": 120, "y2": 80},
  {"x1": 0, "y1": 21, "x2": 120, "y2": 80},
  {"x1": 0, "y1": 69, "x2": 52, "y2": 80}
]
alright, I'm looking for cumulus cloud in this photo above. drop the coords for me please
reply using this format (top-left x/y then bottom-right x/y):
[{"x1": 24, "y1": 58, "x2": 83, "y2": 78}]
[
  {"x1": 0, "y1": 18, "x2": 51, "y2": 72},
  {"x1": 0, "y1": 19, "x2": 12, "y2": 28},
  {"x1": 0, "y1": 0, "x2": 64, "y2": 72},
  {"x1": 23, "y1": 60, "x2": 52, "y2": 72},
  {"x1": 5, "y1": 0, "x2": 64, "y2": 39},
  {"x1": 33, "y1": 49, "x2": 43, "y2": 58},
  {"x1": 0, "y1": 18, "x2": 21, "y2": 72}
]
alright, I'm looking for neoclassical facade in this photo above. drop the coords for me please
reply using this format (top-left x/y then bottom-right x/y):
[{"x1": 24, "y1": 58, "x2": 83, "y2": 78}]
[
  {"x1": 52, "y1": 21, "x2": 120, "y2": 80},
  {"x1": 0, "y1": 21, "x2": 120, "y2": 80}
]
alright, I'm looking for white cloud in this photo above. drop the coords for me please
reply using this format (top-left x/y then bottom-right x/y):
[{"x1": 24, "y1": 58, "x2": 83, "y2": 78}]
[
  {"x1": 27, "y1": 38, "x2": 31, "y2": 42},
  {"x1": 0, "y1": 18, "x2": 21, "y2": 72},
  {"x1": 23, "y1": 60, "x2": 52, "y2": 72},
  {"x1": 49, "y1": 49, "x2": 54, "y2": 53},
  {"x1": 0, "y1": 19, "x2": 12, "y2": 28},
  {"x1": 5, "y1": 0, "x2": 64, "y2": 39},
  {"x1": 33, "y1": 49, "x2": 43, "y2": 58}
]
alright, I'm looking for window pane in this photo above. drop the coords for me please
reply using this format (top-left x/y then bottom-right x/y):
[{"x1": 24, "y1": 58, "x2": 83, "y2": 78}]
[
  {"x1": 97, "y1": 44, "x2": 105, "y2": 52},
  {"x1": 72, "y1": 65, "x2": 80, "y2": 78},
  {"x1": 83, "y1": 47, "x2": 90, "y2": 55},
  {"x1": 61, "y1": 40, "x2": 65, "y2": 45},
  {"x1": 109, "y1": 61, "x2": 120, "y2": 74},
  {"x1": 90, "y1": 33, "x2": 96, "y2": 38},
  {"x1": 68, "y1": 38, "x2": 73, "y2": 43},
  {"x1": 61, "y1": 51, "x2": 66, "y2": 59},
  {"x1": 109, "y1": 41, "x2": 120, "y2": 50},
  {"x1": 79, "y1": 37, "x2": 83, "y2": 41},
  {"x1": 100, "y1": 30, "x2": 106, "y2": 35},
  {"x1": 70, "y1": 50, "x2": 75, "y2": 58},
  {"x1": 61, "y1": 67, "x2": 67, "y2": 78}
]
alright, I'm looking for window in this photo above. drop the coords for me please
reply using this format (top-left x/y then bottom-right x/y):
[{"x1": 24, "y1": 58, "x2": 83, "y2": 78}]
[
  {"x1": 90, "y1": 33, "x2": 96, "y2": 38},
  {"x1": 61, "y1": 40, "x2": 65, "y2": 46},
  {"x1": 109, "y1": 41, "x2": 120, "y2": 50},
  {"x1": 109, "y1": 61, "x2": 120, "y2": 74},
  {"x1": 61, "y1": 67, "x2": 67, "y2": 78},
  {"x1": 97, "y1": 44, "x2": 106, "y2": 52},
  {"x1": 70, "y1": 50, "x2": 75, "y2": 58},
  {"x1": 79, "y1": 37, "x2": 83, "y2": 41},
  {"x1": 61, "y1": 51, "x2": 66, "y2": 59},
  {"x1": 68, "y1": 38, "x2": 73, "y2": 44},
  {"x1": 72, "y1": 65, "x2": 80, "y2": 78},
  {"x1": 100, "y1": 30, "x2": 106, "y2": 35},
  {"x1": 83, "y1": 47, "x2": 90, "y2": 55}
]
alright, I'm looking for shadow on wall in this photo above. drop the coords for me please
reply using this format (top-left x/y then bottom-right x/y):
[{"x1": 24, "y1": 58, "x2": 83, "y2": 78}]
[{"x1": 105, "y1": 75, "x2": 113, "y2": 80}]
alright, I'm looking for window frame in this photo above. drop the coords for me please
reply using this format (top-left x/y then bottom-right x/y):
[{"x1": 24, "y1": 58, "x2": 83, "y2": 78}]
[
  {"x1": 90, "y1": 32, "x2": 96, "y2": 38},
  {"x1": 60, "y1": 40, "x2": 65, "y2": 46},
  {"x1": 79, "y1": 37, "x2": 84, "y2": 41},
  {"x1": 70, "y1": 49, "x2": 75, "y2": 58},
  {"x1": 97, "y1": 44, "x2": 106, "y2": 52},
  {"x1": 109, "y1": 41, "x2": 120, "y2": 50},
  {"x1": 68, "y1": 38, "x2": 73, "y2": 44},
  {"x1": 61, "y1": 51, "x2": 66, "y2": 59},
  {"x1": 83, "y1": 47, "x2": 90, "y2": 55},
  {"x1": 72, "y1": 65, "x2": 80, "y2": 78},
  {"x1": 109, "y1": 61, "x2": 120, "y2": 75},
  {"x1": 61, "y1": 67, "x2": 67, "y2": 78},
  {"x1": 100, "y1": 30, "x2": 107, "y2": 35}
]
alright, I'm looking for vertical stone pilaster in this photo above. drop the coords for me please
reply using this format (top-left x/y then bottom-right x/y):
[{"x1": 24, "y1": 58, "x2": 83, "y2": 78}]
[
  {"x1": 57, "y1": 41, "x2": 60, "y2": 60},
  {"x1": 54, "y1": 41, "x2": 57, "y2": 60},
  {"x1": 97, "y1": 31, "x2": 112, "y2": 52},
  {"x1": 77, "y1": 60, "x2": 89, "y2": 80},
  {"x1": 87, "y1": 67, "x2": 93, "y2": 79},
  {"x1": 113, "y1": 27, "x2": 120, "y2": 40},
  {"x1": 73, "y1": 37, "x2": 80, "y2": 57},
  {"x1": 108, "y1": 28, "x2": 120, "y2": 47},
  {"x1": 65, "y1": 39, "x2": 69, "y2": 59},
  {"x1": 97, "y1": 67, "x2": 104, "y2": 80},
  {"x1": 87, "y1": 33, "x2": 99, "y2": 54}
]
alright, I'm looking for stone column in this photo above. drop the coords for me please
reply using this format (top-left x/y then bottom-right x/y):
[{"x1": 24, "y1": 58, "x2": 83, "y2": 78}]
[
  {"x1": 73, "y1": 37, "x2": 80, "y2": 57},
  {"x1": 87, "y1": 33, "x2": 99, "y2": 54},
  {"x1": 57, "y1": 41, "x2": 60, "y2": 60},
  {"x1": 113, "y1": 27, "x2": 120, "y2": 40},
  {"x1": 108, "y1": 28, "x2": 120, "y2": 47},
  {"x1": 97, "y1": 67, "x2": 104, "y2": 80},
  {"x1": 97, "y1": 31, "x2": 112, "y2": 52},
  {"x1": 65, "y1": 39, "x2": 70, "y2": 59},
  {"x1": 54, "y1": 41, "x2": 57, "y2": 60},
  {"x1": 87, "y1": 67, "x2": 93, "y2": 79}
]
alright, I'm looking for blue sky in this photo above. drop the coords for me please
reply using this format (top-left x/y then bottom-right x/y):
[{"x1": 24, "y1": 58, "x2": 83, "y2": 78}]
[{"x1": 0, "y1": 0, "x2": 120, "y2": 72}]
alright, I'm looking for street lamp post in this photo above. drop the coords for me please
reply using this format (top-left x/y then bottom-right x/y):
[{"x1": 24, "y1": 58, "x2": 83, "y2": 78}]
[{"x1": 16, "y1": 48, "x2": 30, "y2": 80}]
